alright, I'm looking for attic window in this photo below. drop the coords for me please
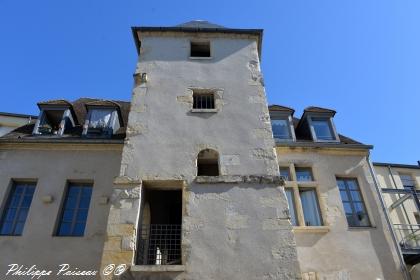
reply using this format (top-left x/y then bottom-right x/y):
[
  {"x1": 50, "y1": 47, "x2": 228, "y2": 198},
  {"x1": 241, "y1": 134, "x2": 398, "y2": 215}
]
[
  {"x1": 271, "y1": 119, "x2": 293, "y2": 140},
  {"x1": 37, "y1": 110, "x2": 65, "y2": 135},
  {"x1": 190, "y1": 41, "x2": 211, "y2": 58},
  {"x1": 84, "y1": 108, "x2": 119, "y2": 137},
  {"x1": 197, "y1": 149, "x2": 219, "y2": 176},
  {"x1": 88, "y1": 109, "x2": 113, "y2": 129},
  {"x1": 311, "y1": 117, "x2": 336, "y2": 141}
]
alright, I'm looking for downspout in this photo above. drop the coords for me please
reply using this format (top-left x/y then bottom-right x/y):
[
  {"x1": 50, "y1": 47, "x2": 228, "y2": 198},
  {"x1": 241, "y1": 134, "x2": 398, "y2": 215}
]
[{"x1": 367, "y1": 154, "x2": 411, "y2": 280}]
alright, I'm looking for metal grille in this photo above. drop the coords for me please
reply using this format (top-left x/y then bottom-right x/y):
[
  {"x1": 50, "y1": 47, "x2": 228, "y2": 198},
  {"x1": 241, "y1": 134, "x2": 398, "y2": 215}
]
[
  {"x1": 137, "y1": 224, "x2": 182, "y2": 265},
  {"x1": 193, "y1": 93, "x2": 215, "y2": 109},
  {"x1": 394, "y1": 224, "x2": 420, "y2": 250}
]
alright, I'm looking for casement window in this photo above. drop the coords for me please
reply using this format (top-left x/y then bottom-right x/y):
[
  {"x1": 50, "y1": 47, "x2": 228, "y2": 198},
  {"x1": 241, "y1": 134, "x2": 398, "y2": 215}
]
[
  {"x1": 311, "y1": 117, "x2": 336, "y2": 141},
  {"x1": 271, "y1": 119, "x2": 292, "y2": 140},
  {"x1": 337, "y1": 178, "x2": 371, "y2": 227},
  {"x1": 190, "y1": 41, "x2": 211, "y2": 58},
  {"x1": 299, "y1": 188, "x2": 323, "y2": 226},
  {"x1": 56, "y1": 183, "x2": 93, "y2": 236},
  {"x1": 193, "y1": 92, "x2": 215, "y2": 110},
  {"x1": 280, "y1": 167, "x2": 291, "y2": 181},
  {"x1": 88, "y1": 109, "x2": 113, "y2": 130},
  {"x1": 284, "y1": 189, "x2": 297, "y2": 226},
  {"x1": 295, "y1": 167, "x2": 314, "y2": 182},
  {"x1": 399, "y1": 173, "x2": 416, "y2": 190},
  {"x1": 0, "y1": 182, "x2": 36, "y2": 236}
]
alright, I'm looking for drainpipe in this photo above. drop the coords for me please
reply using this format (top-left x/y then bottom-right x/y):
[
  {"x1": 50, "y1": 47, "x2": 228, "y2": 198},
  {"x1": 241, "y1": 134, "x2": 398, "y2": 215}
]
[{"x1": 367, "y1": 154, "x2": 411, "y2": 280}]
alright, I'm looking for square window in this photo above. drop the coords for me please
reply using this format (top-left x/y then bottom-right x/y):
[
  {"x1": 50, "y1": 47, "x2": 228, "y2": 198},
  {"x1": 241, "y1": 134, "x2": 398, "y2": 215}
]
[
  {"x1": 399, "y1": 173, "x2": 416, "y2": 190},
  {"x1": 190, "y1": 41, "x2": 210, "y2": 57},
  {"x1": 272, "y1": 119, "x2": 292, "y2": 140},
  {"x1": 337, "y1": 178, "x2": 371, "y2": 227},
  {"x1": 311, "y1": 117, "x2": 336, "y2": 141},
  {"x1": 299, "y1": 188, "x2": 323, "y2": 226},
  {"x1": 193, "y1": 92, "x2": 215, "y2": 110},
  {"x1": 0, "y1": 182, "x2": 36, "y2": 236},
  {"x1": 56, "y1": 184, "x2": 92, "y2": 236},
  {"x1": 295, "y1": 167, "x2": 314, "y2": 182}
]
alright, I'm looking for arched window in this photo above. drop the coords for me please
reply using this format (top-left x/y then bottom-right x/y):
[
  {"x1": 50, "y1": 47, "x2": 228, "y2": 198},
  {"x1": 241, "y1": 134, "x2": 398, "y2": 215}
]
[{"x1": 197, "y1": 149, "x2": 219, "y2": 176}]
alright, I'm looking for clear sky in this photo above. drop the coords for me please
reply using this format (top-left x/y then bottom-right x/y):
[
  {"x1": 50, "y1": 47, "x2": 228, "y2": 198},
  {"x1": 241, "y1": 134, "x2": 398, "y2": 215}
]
[{"x1": 0, "y1": 0, "x2": 419, "y2": 164}]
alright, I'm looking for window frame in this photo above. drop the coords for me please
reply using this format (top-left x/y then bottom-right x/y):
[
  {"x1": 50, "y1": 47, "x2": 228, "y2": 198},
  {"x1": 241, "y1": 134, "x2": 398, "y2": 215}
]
[
  {"x1": 307, "y1": 115, "x2": 340, "y2": 143},
  {"x1": 55, "y1": 182, "x2": 93, "y2": 237},
  {"x1": 295, "y1": 167, "x2": 314, "y2": 182},
  {"x1": 336, "y1": 177, "x2": 371, "y2": 228},
  {"x1": 189, "y1": 88, "x2": 221, "y2": 113},
  {"x1": 0, "y1": 181, "x2": 36, "y2": 236}
]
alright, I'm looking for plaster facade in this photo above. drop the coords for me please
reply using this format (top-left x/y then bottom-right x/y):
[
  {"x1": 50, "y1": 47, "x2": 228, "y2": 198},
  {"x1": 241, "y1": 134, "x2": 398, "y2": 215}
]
[
  {"x1": 276, "y1": 147, "x2": 404, "y2": 280},
  {"x1": 100, "y1": 28, "x2": 301, "y2": 279},
  {"x1": 0, "y1": 143, "x2": 122, "y2": 279}
]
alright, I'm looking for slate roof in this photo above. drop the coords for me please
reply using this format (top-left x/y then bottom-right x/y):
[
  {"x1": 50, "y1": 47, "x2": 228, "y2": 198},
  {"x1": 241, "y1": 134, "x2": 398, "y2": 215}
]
[
  {"x1": 175, "y1": 20, "x2": 226, "y2": 29},
  {"x1": 269, "y1": 105, "x2": 366, "y2": 147},
  {"x1": 1, "y1": 98, "x2": 130, "y2": 142}
]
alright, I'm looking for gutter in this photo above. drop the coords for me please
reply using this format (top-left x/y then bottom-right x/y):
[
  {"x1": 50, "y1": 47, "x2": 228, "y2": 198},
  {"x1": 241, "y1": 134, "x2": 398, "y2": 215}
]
[
  {"x1": 275, "y1": 142, "x2": 373, "y2": 150},
  {"x1": 367, "y1": 153, "x2": 411, "y2": 280}
]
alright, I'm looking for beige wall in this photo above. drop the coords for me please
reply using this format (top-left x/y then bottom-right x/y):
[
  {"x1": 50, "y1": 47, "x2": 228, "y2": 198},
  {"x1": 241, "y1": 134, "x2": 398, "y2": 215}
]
[
  {"x1": 0, "y1": 143, "x2": 122, "y2": 279},
  {"x1": 0, "y1": 115, "x2": 35, "y2": 137},
  {"x1": 276, "y1": 147, "x2": 403, "y2": 280}
]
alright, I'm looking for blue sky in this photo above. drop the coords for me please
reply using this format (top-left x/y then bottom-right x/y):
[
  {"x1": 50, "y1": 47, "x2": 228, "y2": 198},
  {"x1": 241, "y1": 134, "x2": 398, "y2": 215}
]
[{"x1": 0, "y1": 0, "x2": 419, "y2": 164}]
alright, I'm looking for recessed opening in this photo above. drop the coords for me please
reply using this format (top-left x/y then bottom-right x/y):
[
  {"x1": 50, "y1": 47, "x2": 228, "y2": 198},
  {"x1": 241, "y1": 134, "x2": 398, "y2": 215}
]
[
  {"x1": 193, "y1": 92, "x2": 215, "y2": 110},
  {"x1": 38, "y1": 110, "x2": 65, "y2": 134},
  {"x1": 137, "y1": 188, "x2": 182, "y2": 265},
  {"x1": 197, "y1": 149, "x2": 219, "y2": 176},
  {"x1": 190, "y1": 41, "x2": 210, "y2": 57}
]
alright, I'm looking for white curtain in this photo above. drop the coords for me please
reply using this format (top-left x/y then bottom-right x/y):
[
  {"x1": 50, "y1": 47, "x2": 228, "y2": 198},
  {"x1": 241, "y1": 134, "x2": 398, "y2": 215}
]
[
  {"x1": 285, "y1": 189, "x2": 297, "y2": 226},
  {"x1": 300, "y1": 189, "x2": 322, "y2": 226},
  {"x1": 89, "y1": 109, "x2": 112, "y2": 128}
]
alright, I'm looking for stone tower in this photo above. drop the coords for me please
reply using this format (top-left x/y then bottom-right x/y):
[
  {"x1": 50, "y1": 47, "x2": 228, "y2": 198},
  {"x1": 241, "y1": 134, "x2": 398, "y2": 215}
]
[{"x1": 101, "y1": 21, "x2": 301, "y2": 280}]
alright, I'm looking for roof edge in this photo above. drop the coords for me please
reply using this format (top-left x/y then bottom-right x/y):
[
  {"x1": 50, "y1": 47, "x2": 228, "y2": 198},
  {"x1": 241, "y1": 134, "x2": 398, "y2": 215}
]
[{"x1": 373, "y1": 162, "x2": 420, "y2": 169}]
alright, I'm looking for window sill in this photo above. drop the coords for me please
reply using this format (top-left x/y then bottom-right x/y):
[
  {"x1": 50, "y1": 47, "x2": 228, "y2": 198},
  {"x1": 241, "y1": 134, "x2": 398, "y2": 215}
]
[
  {"x1": 293, "y1": 226, "x2": 330, "y2": 233},
  {"x1": 190, "y1": 109, "x2": 218, "y2": 113},
  {"x1": 189, "y1": 56, "x2": 212, "y2": 60},
  {"x1": 348, "y1": 226, "x2": 376, "y2": 231},
  {"x1": 130, "y1": 265, "x2": 185, "y2": 273},
  {"x1": 296, "y1": 181, "x2": 318, "y2": 187}
]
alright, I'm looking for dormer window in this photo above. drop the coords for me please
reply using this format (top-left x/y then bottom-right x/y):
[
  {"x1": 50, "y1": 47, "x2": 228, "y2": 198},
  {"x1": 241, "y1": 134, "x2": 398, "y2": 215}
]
[
  {"x1": 310, "y1": 117, "x2": 335, "y2": 141},
  {"x1": 299, "y1": 107, "x2": 340, "y2": 143},
  {"x1": 269, "y1": 105, "x2": 296, "y2": 142},
  {"x1": 83, "y1": 101, "x2": 123, "y2": 137},
  {"x1": 272, "y1": 119, "x2": 292, "y2": 140},
  {"x1": 33, "y1": 100, "x2": 77, "y2": 136}
]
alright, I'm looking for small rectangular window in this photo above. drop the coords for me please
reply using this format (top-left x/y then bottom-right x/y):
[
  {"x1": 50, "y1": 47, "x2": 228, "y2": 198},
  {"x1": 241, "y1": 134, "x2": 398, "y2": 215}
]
[
  {"x1": 193, "y1": 92, "x2": 215, "y2": 110},
  {"x1": 0, "y1": 182, "x2": 36, "y2": 236},
  {"x1": 337, "y1": 178, "x2": 371, "y2": 227},
  {"x1": 285, "y1": 189, "x2": 298, "y2": 226},
  {"x1": 56, "y1": 183, "x2": 93, "y2": 236},
  {"x1": 311, "y1": 117, "x2": 335, "y2": 141},
  {"x1": 272, "y1": 119, "x2": 292, "y2": 140},
  {"x1": 280, "y1": 167, "x2": 291, "y2": 181},
  {"x1": 295, "y1": 167, "x2": 314, "y2": 182},
  {"x1": 299, "y1": 188, "x2": 323, "y2": 226},
  {"x1": 38, "y1": 110, "x2": 65, "y2": 135},
  {"x1": 190, "y1": 41, "x2": 210, "y2": 57}
]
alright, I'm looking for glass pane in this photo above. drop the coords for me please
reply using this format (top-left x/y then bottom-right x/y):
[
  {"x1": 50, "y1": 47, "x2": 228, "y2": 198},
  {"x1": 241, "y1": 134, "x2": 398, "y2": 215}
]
[
  {"x1": 343, "y1": 202, "x2": 353, "y2": 215},
  {"x1": 5, "y1": 208, "x2": 17, "y2": 222},
  {"x1": 280, "y1": 168, "x2": 290, "y2": 181},
  {"x1": 15, "y1": 185, "x2": 24, "y2": 194},
  {"x1": 295, "y1": 167, "x2": 313, "y2": 182},
  {"x1": 300, "y1": 189, "x2": 323, "y2": 226},
  {"x1": 89, "y1": 109, "x2": 113, "y2": 128},
  {"x1": 14, "y1": 222, "x2": 24, "y2": 235},
  {"x1": 73, "y1": 222, "x2": 86, "y2": 236},
  {"x1": 62, "y1": 210, "x2": 74, "y2": 222},
  {"x1": 337, "y1": 180, "x2": 346, "y2": 190},
  {"x1": 68, "y1": 186, "x2": 80, "y2": 197},
  {"x1": 400, "y1": 174, "x2": 415, "y2": 189},
  {"x1": 76, "y1": 209, "x2": 88, "y2": 222},
  {"x1": 79, "y1": 195, "x2": 92, "y2": 209},
  {"x1": 58, "y1": 223, "x2": 71, "y2": 236},
  {"x1": 17, "y1": 208, "x2": 29, "y2": 222},
  {"x1": 312, "y1": 117, "x2": 334, "y2": 140},
  {"x1": 21, "y1": 195, "x2": 33, "y2": 207},
  {"x1": 346, "y1": 180, "x2": 359, "y2": 190},
  {"x1": 10, "y1": 195, "x2": 21, "y2": 207},
  {"x1": 0, "y1": 222, "x2": 13, "y2": 235},
  {"x1": 339, "y1": 190, "x2": 349, "y2": 201},
  {"x1": 65, "y1": 196, "x2": 78, "y2": 209},
  {"x1": 272, "y1": 119, "x2": 291, "y2": 139},
  {"x1": 285, "y1": 189, "x2": 297, "y2": 226},
  {"x1": 25, "y1": 186, "x2": 35, "y2": 195},
  {"x1": 350, "y1": 190, "x2": 362, "y2": 202}
]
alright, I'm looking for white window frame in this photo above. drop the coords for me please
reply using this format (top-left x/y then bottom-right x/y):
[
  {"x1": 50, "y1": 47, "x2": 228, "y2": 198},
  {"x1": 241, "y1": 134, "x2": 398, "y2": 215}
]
[
  {"x1": 270, "y1": 113, "x2": 296, "y2": 142},
  {"x1": 307, "y1": 115, "x2": 340, "y2": 143}
]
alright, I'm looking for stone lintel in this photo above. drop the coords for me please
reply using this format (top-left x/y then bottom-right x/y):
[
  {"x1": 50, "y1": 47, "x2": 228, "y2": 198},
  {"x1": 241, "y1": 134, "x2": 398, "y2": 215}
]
[{"x1": 195, "y1": 175, "x2": 285, "y2": 185}]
